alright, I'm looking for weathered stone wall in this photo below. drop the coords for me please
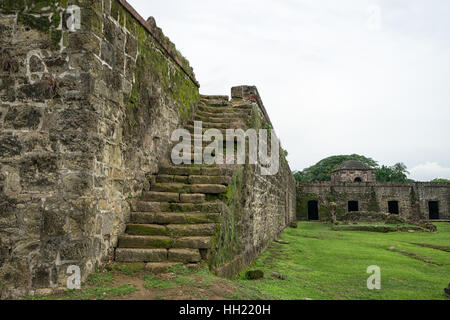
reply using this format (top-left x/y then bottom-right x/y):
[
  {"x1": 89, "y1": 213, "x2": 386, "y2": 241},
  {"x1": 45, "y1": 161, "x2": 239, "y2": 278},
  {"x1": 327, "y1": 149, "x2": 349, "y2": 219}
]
[
  {"x1": 297, "y1": 182, "x2": 450, "y2": 221},
  {"x1": 331, "y1": 169, "x2": 376, "y2": 183},
  {"x1": 212, "y1": 86, "x2": 296, "y2": 278},
  {"x1": 0, "y1": 0, "x2": 199, "y2": 298}
]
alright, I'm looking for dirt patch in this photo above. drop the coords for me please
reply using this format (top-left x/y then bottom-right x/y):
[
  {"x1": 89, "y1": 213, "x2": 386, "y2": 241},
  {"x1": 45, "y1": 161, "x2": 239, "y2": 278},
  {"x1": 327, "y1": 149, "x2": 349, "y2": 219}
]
[
  {"x1": 299, "y1": 235, "x2": 320, "y2": 239},
  {"x1": 411, "y1": 243, "x2": 450, "y2": 253},
  {"x1": 388, "y1": 247, "x2": 442, "y2": 266}
]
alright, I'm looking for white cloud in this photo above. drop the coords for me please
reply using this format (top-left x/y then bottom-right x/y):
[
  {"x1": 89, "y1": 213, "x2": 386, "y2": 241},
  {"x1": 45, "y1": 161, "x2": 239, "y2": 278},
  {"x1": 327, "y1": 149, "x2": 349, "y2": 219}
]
[{"x1": 409, "y1": 162, "x2": 450, "y2": 182}]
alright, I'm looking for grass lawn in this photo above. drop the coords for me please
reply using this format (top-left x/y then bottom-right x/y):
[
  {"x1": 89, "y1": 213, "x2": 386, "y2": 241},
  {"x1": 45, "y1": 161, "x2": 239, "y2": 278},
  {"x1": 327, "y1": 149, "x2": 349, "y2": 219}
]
[
  {"x1": 236, "y1": 222, "x2": 450, "y2": 300},
  {"x1": 25, "y1": 222, "x2": 449, "y2": 300}
]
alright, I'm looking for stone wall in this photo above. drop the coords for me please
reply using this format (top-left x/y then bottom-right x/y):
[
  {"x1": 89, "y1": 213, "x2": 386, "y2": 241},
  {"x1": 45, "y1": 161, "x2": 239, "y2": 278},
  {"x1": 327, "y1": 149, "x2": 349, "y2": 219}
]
[
  {"x1": 0, "y1": 0, "x2": 199, "y2": 298},
  {"x1": 297, "y1": 182, "x2": 450, "y2": 221},
  {"x1": 211, "y1": 86, "x2": 296, "y2": 278}
]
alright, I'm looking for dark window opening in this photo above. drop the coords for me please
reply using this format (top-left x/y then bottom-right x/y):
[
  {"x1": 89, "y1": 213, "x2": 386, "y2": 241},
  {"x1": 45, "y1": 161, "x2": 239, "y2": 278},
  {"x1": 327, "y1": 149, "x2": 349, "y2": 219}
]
[
  {"x1": 388, "y1": 201, "x2": 399, "y2": 214},
  {"x1": 308, "y1": 200, "x2": 319, "y2": 221},
  {"x1": 354, "y1": 177, "x2": 362, "y2": 182},
  {"x1": 348, "y1": 201, "x2": 359, "y2": 212},
  {"x1": 428, "y1": 201, "x2": 439, "y2": 220}
]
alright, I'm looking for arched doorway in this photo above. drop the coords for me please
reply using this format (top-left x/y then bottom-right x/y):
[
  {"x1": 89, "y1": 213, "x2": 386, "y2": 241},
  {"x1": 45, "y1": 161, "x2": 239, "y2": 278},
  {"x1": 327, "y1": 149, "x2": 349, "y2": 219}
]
[
  {"x1": 308, "y1": 200, "x2": 319, "y2": 220},
  {"x1": 354, "y1": 177, "x2": 362, "y2": 182}
]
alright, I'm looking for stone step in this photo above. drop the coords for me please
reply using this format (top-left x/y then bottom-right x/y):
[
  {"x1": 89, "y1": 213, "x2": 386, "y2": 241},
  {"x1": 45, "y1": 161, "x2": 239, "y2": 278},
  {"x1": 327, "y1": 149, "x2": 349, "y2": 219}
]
[
  {"x1": 200, "y1": 95, "x2": 229, "y2": 101},
  {"x1": 115, "y1": 248, "x2": 167, "y2": 262},
  {"x1": 141, "y1": 191, "x2": 205, "y2": 203},
  {"x1": 131, "y1": 201, "x2": 224, "y2": 213},
  {"x1": 159, "y1": 166, "x2": 234, "y2": 176},
  {"x1": 198, "y1": 105, "x2": 248, "y2": 114},
  {"x1": 151, "y1": 183, "x2": 227, "y2": 194},
  {"x1": 174, "y1": 139, "x2": 241, "y2": 150},
  {"x1": 115, "y1": 248, "x2": 201, "y2": 263},
  {"x1": 144, "y1": 262, "x2": 180, "y2": 274},
  {"x1": 196, "y1": 110, "x2": 249, "y2": 118},
  {"x1": 126, "y1": 223, "x2": 217, "y2": 237},
  {"x1": 119, "y1": 235, "x2": 174, "y2": 249},
  {"x1": 156, "y1": 174, "x2": 189, "y2": 184},
  {"x1": 194, "y1": 116, "x2": 244, "y2": 124},
  {"x1": 131, "y1": 212, "x2": 220, "y2": 225},
  {"x1": 168, "y1": 249, "x2": 202, "y2": 263},
  {"x1": 189, "y1": 175, "x2": 231, "y2": 185},
  {"x1": 186, "y1": 126, "x2": 249, "y2": 135},
  {"x1": 188, "y1": 121, "x2": 247, "y2": 129},
  {"x1": 119, "y1": 235, "x2": 212, "y2": 249},
  {"x1": 141, "y1": 191, "x2": 179, "y2": 202}
]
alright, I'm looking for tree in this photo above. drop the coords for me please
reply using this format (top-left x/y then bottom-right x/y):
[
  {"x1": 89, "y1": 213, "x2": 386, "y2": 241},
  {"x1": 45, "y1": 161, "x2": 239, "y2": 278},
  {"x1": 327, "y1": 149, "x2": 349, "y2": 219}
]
[
  {"x1": 294, "y1": 154, "x2": 378, "y2": 182},
  {"x1": 431, "y1": 178, "x2": 450, "y2": 183},
  {"x1": 375, "y1": 163, "x2": 410, "y2": 182}
]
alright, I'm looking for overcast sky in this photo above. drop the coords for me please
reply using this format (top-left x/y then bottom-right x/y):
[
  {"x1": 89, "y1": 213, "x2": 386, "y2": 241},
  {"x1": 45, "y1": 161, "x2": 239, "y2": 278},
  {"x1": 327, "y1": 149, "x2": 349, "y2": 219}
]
[{"x1": 128, "y1": 0, "x2": 450, "y2": 181}]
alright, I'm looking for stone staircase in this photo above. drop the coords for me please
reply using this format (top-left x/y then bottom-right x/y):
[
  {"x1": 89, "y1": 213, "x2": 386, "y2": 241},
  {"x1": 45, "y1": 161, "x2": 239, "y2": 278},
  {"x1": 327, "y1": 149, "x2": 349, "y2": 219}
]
[{"x1": 114, "y1": 95, "x2": 252, "y2": 271}]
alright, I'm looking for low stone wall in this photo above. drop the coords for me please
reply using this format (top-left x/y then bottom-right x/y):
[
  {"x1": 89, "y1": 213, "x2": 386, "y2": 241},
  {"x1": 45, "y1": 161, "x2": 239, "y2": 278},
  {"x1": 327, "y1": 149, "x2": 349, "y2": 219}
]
[
  {"x1": 211, "y1": 87, "x2": 296, "y2": 278},
  {"x1": 297, "y1": 182, "x2": 450, "y2": 221},
  {"x1": 0, "y1": 0, "x2": 199, "y2": 298}
]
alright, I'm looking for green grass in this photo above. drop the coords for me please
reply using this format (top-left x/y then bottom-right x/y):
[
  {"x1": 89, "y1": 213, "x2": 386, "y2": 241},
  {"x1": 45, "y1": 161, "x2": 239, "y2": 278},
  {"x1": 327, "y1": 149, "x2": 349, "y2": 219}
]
[
  {"x1": 236, "y1": 222, "x2": 450, "y2": 300},
  {"x1": 144, "y1": 275, "x2": 178, "y2": 290}
]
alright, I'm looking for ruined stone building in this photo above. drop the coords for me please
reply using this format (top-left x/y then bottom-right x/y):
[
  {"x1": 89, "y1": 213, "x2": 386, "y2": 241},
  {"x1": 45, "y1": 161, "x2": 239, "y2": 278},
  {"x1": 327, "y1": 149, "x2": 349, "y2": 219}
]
[
  {"x1": 297, "y1": 160, "x2": 450, "y2": 222},
  {"x1": 331, "y1": 161, "x2": 376, "y2": 183},
  {"x1": 0, "y1": 0, "x2": 295, "y2": 298}
]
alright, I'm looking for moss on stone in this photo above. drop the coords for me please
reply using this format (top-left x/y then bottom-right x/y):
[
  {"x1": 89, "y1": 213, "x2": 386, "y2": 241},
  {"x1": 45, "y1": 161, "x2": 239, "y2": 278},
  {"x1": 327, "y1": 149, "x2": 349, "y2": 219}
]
[
  {"x1": 209, "y1": 168, "x2": 244, "y2": 269},
  {"x1": 124, "y1": 19, "x2": 200, "y2": 135},
  {"x1": 368, "y1": 187, "x2": 380, "y2": 212}
]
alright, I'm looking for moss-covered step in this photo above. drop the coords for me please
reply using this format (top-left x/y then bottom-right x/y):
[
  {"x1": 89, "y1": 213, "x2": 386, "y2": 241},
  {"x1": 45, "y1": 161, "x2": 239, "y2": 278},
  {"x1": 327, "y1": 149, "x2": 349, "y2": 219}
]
[
  {"x1": 155, "y1": 174, "x2": 189, "y2": 184},
  {"x1": 166, "y1": 223, "x2": 217, "y2": 237},
  {"x1": 188, "y1": 121, "x2": 247, "y2": 129},
  {"x1": 198, "y1": 105, "x2": 250, "y2": 114},
  {"x1": 118, "y1": 235, "x2": 174, "y2": 249},
  {"x1": 159, "y1": 166, "x2": 234, "y2": 177},
  {"x1": 130, "y1": 212, "x2": 220, "y2": 225},
  {"x1": 126, "y1": 224, "x2": 169, "y2": 236},
  {"x1": 196, "y1": 110, "x2": 248, "y2": 118},
  {"x1": 188, "y1": 175, "x2": 231, "y2": 185},
  {"x1": 194, "y1": 116, "x2": 245, "y2": 124},
  {"x1": 132, "y1": 201, "x2": 224, "y2": 213},
  {"x1": 173, "y1": 237, "x2": 212, "y2": 249},
  {"x1": 126, "y1": 223, "x2": 217, "y2": 237},
  {"x1": 151, "y1": 183, "x2": 227, "y2": 194}
]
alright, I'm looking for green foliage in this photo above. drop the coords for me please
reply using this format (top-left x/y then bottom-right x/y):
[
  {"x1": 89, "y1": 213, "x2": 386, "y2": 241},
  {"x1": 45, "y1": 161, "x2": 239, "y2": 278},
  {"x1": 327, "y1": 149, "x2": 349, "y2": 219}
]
[
  {"x1": 294, "y1": 155, "x2": 415, "y2": 183},
  {"x1": 431, "y1": 178, "x2": 450, "y2": 183},
  {"x1": 376, "y1": 163, "x2": 410, "y2": 182},
  {"x1": 294, "y1": 154, "x2": 378, "y2": 182}
]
